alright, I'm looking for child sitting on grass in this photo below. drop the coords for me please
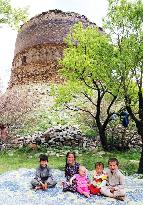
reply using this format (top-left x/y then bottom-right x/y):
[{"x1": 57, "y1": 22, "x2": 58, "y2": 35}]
[
  {"x1": 70, "y1": 165, "x2": 90, "y2": 198},
  {"x1": 31, "y1": 154, "x2": 57, "y2": 190},
  {"x1": 100, "y1": 158, "x2": 125, "y2": 201},
  {"x1": 89, "y1": 162, "x2": 107, "y2": 195}
]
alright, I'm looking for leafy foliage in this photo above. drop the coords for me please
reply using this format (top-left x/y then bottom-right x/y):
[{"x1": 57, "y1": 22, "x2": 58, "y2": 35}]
[
  {"x1": 55, "y1": 22, "x2": 122, "y2": 150},
  {"x1": 104, "y1": 0, "x2": 143, "y2": 107},
  {"x1": 103, "y1": 0, "x2": 143, "y2": 173},
  {"x1": 0, "y1": 0, "x2": 28, "y2": 29},
  {"x1": 60, "y1": 23, "x2": 116, "y2": 89},
  {"x1": 54, "y1": 0, "x2": 143, "y2": 172}
]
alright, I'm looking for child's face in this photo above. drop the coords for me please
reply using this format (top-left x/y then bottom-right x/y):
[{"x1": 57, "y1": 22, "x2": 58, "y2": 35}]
[
  {"x1": 40, "y1": 160, "x2": 48, "y2": 167},
  {"x1": 67, "y1": 154, "x2": 75, "y2": 165},
  {"x1": 109, "y1": 161, "x2": 118, "y2": 172},
  {"x1": 96, "y1": 165, "x2": 103, "y2": 174},
  {"x1": 79, "y1": 169, "x2": 86, "y2": 177}
]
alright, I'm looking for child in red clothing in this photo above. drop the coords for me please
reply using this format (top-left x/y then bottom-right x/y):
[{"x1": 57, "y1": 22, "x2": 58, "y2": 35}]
[{"x1": 89, "y1": 162, "x2": 107, "y2": 195}]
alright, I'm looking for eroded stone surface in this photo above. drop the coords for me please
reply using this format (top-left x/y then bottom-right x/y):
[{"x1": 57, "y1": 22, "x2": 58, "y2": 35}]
[{"x1": 10, "y1": 10, "x2": 97, "y2": 87}]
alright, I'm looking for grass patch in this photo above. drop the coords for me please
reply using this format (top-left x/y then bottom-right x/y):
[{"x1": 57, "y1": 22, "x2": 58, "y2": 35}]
[{"x1": 0, "y1": 147, "x2": 141, "y2": 175}]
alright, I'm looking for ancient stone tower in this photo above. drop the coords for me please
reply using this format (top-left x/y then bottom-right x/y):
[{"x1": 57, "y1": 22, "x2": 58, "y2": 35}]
[{"x1": 9, "y1": 10, "x2": 98, "y2": 87}]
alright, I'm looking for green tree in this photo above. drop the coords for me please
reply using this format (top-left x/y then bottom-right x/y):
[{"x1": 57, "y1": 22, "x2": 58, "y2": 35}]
[
  {"x1": 103, "y1": 0, "x2": 143, "y2": 173},
  {"x1": 0, "y1": 0, "x2": 28, "y2": 29},
  {"x1": 55, "y1": 23, "x2": 120, "y2": 150},
  {"x1": 56, "y1": 0, "x2": 143, "y2": 173}
]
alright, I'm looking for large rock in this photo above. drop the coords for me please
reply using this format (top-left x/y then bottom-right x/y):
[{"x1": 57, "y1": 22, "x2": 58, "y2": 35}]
[
  {"x1": 43, "y1": 126, "x2": 84, "y2": 147},
  {"x1": 4, "y1": 125, "x2": 98, "y2": 150}
]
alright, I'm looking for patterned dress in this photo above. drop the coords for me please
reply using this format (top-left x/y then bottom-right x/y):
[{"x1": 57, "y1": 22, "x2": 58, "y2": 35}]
[{"x1": 63, "y1": 162, "x2": 80, "y2": 192}]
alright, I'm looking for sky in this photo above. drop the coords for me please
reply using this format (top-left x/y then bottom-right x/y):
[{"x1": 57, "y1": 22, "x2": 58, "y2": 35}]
[{"x1": 0, "y1": 0, "x2": 108, "y2": 92}]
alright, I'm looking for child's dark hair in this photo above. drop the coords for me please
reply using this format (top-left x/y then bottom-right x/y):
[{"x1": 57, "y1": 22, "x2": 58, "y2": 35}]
[
  {"x1": 39, "y1": 154, "x2": 48, "y2": 162},
  {"x1": 95, "y1": 162, "x2": 104, "y2": 168},
  {"x1": 108, "y1": 158, "x2": 119, "y2": 166},
  {"x1": 66, "y1": 152, "x2": 76, "y2": 164}
]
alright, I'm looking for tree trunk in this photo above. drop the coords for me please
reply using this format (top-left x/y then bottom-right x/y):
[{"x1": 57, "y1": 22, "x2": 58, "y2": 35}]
[
  {"x1": 99, "y1": 128, "x2": 108, "y2": 151},
  {"x1": 125, "y1": 97, "x2": 143, "y2": 174},
  {"x1": 138, "y1": 140, "x2": 143, "y2": 174},
  {"x1": 136, "y1": 121, "x2": 143, "y2": 174}
]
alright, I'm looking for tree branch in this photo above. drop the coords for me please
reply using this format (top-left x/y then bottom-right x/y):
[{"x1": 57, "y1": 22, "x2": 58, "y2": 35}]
[
  {"x1": 80, "y1": 76, "x2": 96, "y2": 90},
  {"x1": 65, "y1": 104, "x2": 95, "y2": 119},
  {"x1": 107, "y1": 94, "x2": 117, "y2": 115},
  {"x1": 81, "y1": 91, "x2": 97, "y2": 107}
]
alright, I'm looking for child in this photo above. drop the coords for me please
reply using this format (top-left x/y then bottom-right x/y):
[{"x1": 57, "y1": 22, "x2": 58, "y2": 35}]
[
  {"x1": 62, "y1": 152, "x2": 80, "y2": 192},
  {"x1": 70, "y1": 165, "x2": 90, "y2": 198},
  {"x1": 89, "y1": 162, "x2": 107, "y2": 195},
  {"x1": 31, "y1": 154, "x2": 57, "y2": 190},
  {"x1": 100, "y1": 158, "x2": 125, "y2": 201}
]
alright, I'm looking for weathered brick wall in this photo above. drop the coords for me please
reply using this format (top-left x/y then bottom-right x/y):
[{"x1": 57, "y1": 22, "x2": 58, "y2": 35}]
[
  {"x1": 9, "y1": 10, "x2": 97, "y2": 87},
  {"x1": 10, "y1": 44, "x2": 64, "y2": 86}
]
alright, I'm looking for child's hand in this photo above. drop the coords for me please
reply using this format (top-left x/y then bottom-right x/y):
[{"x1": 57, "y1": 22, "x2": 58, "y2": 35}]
[
  {"x1": 61, "y1": 181, "x2": 65, "y2": 187},
  {"x1": 69, "y1": 180, "x2": 72, "y2": 185},
  {"x1": 87, "y1": 179, "x2": 90, "y2": 185},
  {"x1": 92, "y1": 181, "x2": 97, "y2": 187},
  {"x1": 110, "y1": 188, "x2": 115, "y2": 193},
  {"x1": 41, "y1": 183, "x2": 48, "y2": 190}
]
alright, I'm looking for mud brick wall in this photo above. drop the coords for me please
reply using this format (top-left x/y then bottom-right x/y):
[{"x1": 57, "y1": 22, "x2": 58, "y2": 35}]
[{"x1": 9, "y1": 10, "x2": 97, "y2": 87}]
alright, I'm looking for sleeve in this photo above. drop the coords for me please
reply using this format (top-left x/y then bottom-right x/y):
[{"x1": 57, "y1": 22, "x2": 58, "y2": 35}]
[
  {"x1": 90, "y1": 171, "x2": 96, "y2": 186},
  {"x1": 98, "y1": 179, "x2": 107, "y2": 188},
  {"x1": 76, "y1": 163, "x2": 80, "y2": 172},
  {"x1": 48, "y1": 169, "x2": 53, "y2": 180},
  {"x1": 65, "y1": 164, "x2": 68, "y2": 177},
  {"x1": 114, "y1": 173, "x2": 125, "y2": 190},
  {"x1": 90, "y1": 170, "x2": 95, "y2": 181},
  {"x1": 65, "y1": 164, "x2": 70, "y2": 181},
  {"x1": 70, "y1": 174, "x2": 76, "y2": 185},
  {"x1": 48, "y1": 168, "x2": 54, "y2": 180},
  {"x1": 74, "y1": 162, "x2": 80, "y2": 175},
  {"x1": 35, "y1": 168, "x2": 42, "y2": 183}
]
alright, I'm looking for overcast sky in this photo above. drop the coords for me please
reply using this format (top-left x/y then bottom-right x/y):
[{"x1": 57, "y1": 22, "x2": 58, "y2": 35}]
[{"x1": 0, "y1": 0, "x2": 108, "y2": 92}]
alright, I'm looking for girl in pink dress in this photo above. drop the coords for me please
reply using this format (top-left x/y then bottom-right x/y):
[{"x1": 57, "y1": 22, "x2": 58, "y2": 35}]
[{"x1": 70, "y1": 166, "x2": 90, "y2": 198}]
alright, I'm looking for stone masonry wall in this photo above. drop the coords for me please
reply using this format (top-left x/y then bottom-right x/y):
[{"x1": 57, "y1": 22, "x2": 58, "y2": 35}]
[
  {"x1": 2, "y1": 126, "x2": 99, "y2": 151},
  {"x1": 10, "y1": 44, "x2": 64, "y2": 86},
  {"x1": 9, "y1": 10, "x2": 98, "y2": 87}
]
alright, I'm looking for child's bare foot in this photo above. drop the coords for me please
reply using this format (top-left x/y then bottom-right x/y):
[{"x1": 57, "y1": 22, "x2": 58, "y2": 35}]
[
  {"x1": 83, "y1": 192, "x2": 90, "y2": 198},
  {"x1": 44, "y1": 183, "x2": 48, "y2": 190},
  {"x1": 35, "y1": 185, "x2": 42, "y2": 190},
  {"x1": 42, "y1": 183, "x2": 48, "y2": 190},
  {"x1": 115, "y1": 196, "x2": 125, "y2": 201}
]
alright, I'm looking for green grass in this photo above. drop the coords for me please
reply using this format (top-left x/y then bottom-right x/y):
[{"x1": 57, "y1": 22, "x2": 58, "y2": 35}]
[{"x1": 0, "y1": 147, "x2": 141, "y2": 175}]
